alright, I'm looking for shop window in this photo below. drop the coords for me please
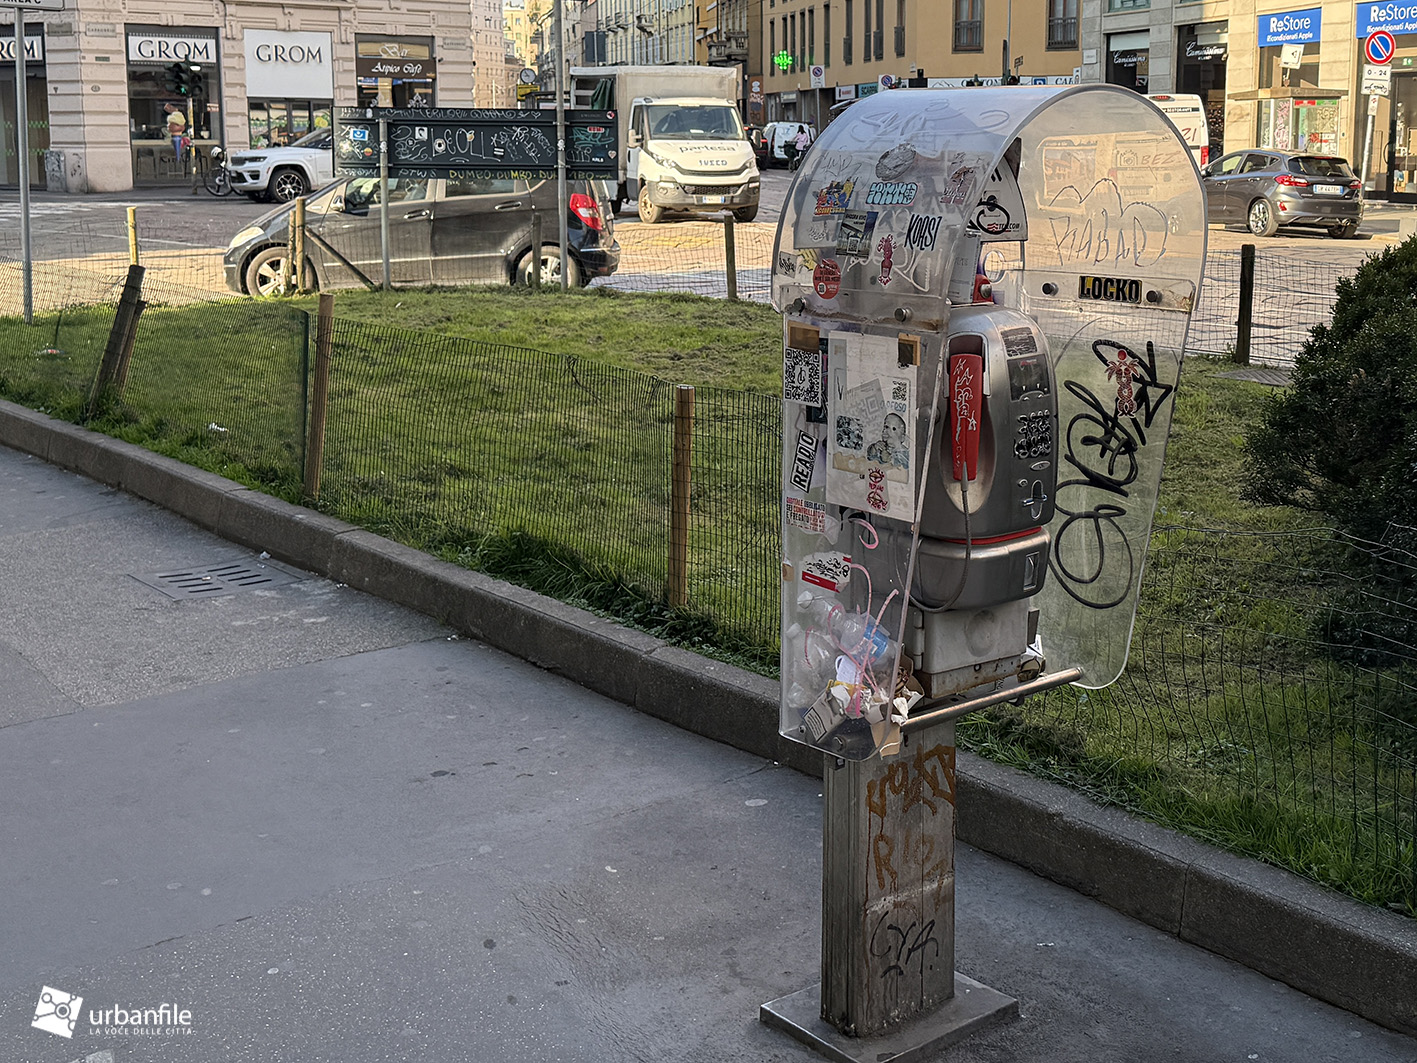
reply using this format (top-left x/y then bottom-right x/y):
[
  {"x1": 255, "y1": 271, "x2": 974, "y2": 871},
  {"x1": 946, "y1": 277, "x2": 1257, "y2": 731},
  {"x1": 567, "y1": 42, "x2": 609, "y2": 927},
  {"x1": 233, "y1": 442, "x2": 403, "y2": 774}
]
[{"x1": 1258, "y1": 43, "x2": 1318, "y2": 90}]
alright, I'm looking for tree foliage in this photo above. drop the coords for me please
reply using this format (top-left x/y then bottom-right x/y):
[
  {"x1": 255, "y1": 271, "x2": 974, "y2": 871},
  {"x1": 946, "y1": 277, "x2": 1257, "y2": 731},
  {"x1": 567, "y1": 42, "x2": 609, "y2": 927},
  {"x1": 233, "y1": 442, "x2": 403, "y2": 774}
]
[{"x1": 1245, "y1": 237, "x2": 1417, "y2": 543}]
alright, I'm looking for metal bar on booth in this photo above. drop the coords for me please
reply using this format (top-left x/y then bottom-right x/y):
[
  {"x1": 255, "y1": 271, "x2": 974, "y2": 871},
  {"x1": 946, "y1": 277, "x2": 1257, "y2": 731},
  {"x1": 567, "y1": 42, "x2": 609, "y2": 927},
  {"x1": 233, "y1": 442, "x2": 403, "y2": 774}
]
[{"x1": 554, "y1": 0, "x2": 569, "y2": 290}]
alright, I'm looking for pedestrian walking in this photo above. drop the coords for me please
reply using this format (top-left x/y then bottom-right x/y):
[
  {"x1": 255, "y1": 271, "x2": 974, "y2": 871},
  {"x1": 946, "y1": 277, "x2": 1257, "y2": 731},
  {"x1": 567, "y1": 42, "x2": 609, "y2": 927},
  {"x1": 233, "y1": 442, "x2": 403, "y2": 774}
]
[{"x1": 792, "y1": 125, "x2": 812, "y2": 171}]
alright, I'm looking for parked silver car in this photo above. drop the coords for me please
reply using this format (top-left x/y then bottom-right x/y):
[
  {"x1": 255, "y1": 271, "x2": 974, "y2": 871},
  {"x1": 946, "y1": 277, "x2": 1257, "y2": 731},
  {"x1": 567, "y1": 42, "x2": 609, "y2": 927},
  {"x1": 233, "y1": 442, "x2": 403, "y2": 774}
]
[{"x1": 1201, "y1": 149, "x2": 1363, "y2": 238}]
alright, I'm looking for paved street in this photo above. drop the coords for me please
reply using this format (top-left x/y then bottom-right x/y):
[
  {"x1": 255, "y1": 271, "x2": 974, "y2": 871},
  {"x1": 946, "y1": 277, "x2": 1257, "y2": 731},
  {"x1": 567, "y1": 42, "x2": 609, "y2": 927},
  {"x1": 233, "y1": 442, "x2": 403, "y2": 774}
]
[{"x1": 4, "y1": 442, "x2": 1417, "y2": 1062}]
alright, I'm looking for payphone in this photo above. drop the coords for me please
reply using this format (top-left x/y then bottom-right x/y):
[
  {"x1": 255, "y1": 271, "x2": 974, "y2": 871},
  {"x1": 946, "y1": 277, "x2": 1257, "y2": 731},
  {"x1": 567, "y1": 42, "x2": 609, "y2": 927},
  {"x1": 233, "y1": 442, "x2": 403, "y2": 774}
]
[{"x1": 774, "y1": 86, "x2": 1208, "y2": 760}]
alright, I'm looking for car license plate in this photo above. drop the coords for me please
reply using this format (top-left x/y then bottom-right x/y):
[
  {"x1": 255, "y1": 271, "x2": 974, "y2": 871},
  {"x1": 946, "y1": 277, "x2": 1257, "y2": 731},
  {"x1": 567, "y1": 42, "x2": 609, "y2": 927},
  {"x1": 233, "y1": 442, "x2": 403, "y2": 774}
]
[
  {"x1": 702, "y1": 195, "x2": 725, "y2": 204},
  {"x1": 1315, "y1": 184, "x2": 1343, "y2": 196}
]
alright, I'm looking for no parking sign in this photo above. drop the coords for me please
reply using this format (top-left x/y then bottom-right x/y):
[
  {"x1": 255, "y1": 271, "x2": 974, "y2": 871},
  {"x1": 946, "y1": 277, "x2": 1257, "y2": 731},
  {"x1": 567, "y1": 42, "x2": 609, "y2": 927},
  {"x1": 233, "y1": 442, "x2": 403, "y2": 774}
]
[{"x1": 1366, "y1": 29, "x2": 1395, "y2": 66}]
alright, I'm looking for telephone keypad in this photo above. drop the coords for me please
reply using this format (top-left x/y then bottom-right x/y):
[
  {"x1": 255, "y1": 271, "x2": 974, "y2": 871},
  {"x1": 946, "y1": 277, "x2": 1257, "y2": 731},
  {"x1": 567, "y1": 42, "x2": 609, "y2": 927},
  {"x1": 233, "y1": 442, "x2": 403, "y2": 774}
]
[{"x1": 1013, "y1": 410, "x2": 1053, "y2": 460}]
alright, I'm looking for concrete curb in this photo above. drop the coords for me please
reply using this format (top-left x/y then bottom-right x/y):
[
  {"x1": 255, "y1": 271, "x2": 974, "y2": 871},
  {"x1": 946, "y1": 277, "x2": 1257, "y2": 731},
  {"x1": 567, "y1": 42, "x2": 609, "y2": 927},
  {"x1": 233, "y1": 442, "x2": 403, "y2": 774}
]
[{"x1": 3, "y1": 398, "x2": 1415, "y2": 1037}]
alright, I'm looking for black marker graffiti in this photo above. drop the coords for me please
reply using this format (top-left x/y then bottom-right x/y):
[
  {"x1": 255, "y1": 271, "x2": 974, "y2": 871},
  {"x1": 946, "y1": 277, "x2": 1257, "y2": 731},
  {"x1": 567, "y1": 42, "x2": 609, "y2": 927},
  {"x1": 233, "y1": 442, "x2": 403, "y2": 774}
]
[
  {"x1": 1049, "y1": 339, "x2": 1175, "y2": 609},
  {"x1": 869, "y1": 912, "x2": 940, "y2": 980}
]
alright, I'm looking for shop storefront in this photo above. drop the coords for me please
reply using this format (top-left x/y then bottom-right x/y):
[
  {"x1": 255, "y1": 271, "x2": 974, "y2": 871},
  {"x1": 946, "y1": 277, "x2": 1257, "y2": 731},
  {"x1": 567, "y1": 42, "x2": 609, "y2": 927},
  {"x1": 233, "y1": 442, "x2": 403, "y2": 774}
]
[
  {"x1": 126, "y1": 26, "x2": 222, "y2": 185},
  {"x1": 1107, "y1": 31, "x2": 1149, "y2": 93},
  {"x1": 1176, "y1": 22, "x2": 1227, "y2": 157},
  {"x1": 354, "y1": 35, "x2": 435, "y2": 108},
  {"x1": 0, "y1": 25, "x2": 48, "y2": 188},
  {"x1": 1229, "y1": 7, "x2": 1340, "y2": 165},
  {"x1": 244, "y1": 30, "x2": 334, "y2": 147},
  {"x1": 1356, "y1": 4, "x2": 1417, "y2": 199}
]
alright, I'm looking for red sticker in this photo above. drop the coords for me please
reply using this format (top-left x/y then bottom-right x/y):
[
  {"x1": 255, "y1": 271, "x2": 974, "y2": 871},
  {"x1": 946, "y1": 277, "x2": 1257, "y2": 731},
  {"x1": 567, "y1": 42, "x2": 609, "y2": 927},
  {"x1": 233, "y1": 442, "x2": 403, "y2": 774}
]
[{"x1": 813, "y1": 257, "x2": 841, "y2": 299}]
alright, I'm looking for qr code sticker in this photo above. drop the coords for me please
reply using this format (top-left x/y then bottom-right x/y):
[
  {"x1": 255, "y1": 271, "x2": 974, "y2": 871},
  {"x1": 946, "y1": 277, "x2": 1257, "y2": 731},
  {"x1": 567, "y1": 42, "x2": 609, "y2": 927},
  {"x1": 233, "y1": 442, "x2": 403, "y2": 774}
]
[
  {"x1": 891, "y1": 379, "x2": 909, "y2": 405},
  {"x1": 785, "y1": 346, "x2": 824, "y2": 406},
  {"x1": 835, "y1": 416, "x2": 863, "y2": 452}
]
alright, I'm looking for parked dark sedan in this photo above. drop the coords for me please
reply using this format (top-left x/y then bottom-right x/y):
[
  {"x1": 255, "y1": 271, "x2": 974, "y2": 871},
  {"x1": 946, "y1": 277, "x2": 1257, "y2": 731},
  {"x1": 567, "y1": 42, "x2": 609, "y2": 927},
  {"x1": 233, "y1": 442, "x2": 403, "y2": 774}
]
[
  {"x1": 224, "y1": 173, "x2": 620, "y2": 296},
  {"x1": 1201, "y1": 149, "x2": 1363, "y2": 238}
]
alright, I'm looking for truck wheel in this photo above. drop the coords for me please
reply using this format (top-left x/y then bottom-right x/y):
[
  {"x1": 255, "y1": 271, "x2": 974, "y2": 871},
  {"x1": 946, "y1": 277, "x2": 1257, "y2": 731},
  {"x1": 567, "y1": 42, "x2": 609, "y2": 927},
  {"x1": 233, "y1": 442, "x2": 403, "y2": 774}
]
[
  {"x1": 733, "y1": 205, "x2": 759, "y2": 223},
  {"x1": 638, "y1": 185, "x2": 663, "y2": 224},
  {"x1": 270, "y1": 167, "x2": 308, "y2": 203}
]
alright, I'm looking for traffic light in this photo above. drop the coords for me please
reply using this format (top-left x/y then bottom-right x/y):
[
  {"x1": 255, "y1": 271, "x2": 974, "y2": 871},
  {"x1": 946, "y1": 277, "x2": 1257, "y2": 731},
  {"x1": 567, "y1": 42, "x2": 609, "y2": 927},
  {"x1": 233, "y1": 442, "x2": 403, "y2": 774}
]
[{"x1": 164, "y1": 62, "x2": 203, "y2": 98}]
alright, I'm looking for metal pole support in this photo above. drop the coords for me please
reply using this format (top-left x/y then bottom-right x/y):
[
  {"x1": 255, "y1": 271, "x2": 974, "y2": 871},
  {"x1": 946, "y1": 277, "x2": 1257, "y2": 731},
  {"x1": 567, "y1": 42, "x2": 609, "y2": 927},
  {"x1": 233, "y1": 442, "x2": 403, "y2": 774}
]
[
  {"x1": 304, "y1": 292, "x2": 335, "y2": 500},
  {"x1": 724, "y1": 214, "x2": 738, "y2": 302},
  {"x1": 669, "y1": 385, "x2": 693, "y2": 607},
  {"x1": 379, "y1": 116, "x2": 391, "y2": 291},
  {"x1": 16, "y1": 15, "x2": 31, "y2": 324},
  {"x1": 1234, "y1": 242, "x2": 1255, "y2": 366},
  {"x1": 531, "y1": 212, "x2": 543, "y2": 291}
]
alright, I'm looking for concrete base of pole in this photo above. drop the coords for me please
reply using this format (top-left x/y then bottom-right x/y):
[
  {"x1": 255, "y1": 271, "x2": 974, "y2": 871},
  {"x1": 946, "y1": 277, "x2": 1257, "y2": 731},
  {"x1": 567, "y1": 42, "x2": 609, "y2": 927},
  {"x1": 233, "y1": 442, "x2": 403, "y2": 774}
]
[{"x1": 760, "y1": 974, "x2": 1017, "y2": 1063}]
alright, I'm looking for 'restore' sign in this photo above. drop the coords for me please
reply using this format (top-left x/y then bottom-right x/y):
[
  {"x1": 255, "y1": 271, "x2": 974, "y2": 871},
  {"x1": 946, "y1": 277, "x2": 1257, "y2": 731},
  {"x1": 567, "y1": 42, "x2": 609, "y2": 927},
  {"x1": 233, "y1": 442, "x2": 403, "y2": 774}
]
[
  {"x1": 1356, "y1": 2, "x2": 1417, "y2": 37},
  {"x1": 1257, "y1": 7, "x2": 1321, "y2": 47}
]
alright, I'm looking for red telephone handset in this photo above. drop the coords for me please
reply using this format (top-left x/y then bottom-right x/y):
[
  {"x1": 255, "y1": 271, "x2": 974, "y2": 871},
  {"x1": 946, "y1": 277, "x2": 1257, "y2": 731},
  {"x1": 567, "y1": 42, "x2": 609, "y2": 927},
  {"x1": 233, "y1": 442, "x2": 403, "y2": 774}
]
[{"x1": 949, "y1": 353, "x2": 983, "y2": 482}]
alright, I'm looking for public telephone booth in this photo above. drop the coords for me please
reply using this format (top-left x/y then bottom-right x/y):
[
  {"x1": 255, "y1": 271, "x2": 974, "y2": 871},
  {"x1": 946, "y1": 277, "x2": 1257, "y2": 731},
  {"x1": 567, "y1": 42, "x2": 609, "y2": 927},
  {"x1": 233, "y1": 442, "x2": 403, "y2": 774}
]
[
  {"x1": 765, "y1": 83, "x2": 1207, "y2": 1057},
  {"x1": 773, "y1": 84, "x2": 1207, "y2": 763}
]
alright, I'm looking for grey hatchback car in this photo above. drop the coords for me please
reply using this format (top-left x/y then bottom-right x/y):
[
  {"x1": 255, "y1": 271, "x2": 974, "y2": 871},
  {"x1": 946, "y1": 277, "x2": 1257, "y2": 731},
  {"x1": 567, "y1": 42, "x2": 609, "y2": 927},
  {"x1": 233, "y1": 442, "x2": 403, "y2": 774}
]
[{"x1": 1201, "y1": 149, "x2": 1363, "y2": 238}]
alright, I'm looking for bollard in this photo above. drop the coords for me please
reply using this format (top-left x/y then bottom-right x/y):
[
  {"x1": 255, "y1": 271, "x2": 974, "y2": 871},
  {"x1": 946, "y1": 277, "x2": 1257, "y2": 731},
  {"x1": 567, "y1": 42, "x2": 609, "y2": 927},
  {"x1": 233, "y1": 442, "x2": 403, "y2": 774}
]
[
  {"x1": 1234, "y1": 243, "x2": 1255, "y2": 365},
  {"x1": 531, "y1": 212, "x2": 543, "y2": 291}
]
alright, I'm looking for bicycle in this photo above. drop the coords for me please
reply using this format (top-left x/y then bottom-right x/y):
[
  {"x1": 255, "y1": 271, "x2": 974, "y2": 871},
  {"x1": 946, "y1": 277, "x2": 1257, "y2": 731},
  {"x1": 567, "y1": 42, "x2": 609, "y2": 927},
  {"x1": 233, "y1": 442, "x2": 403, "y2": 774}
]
[{"x1": 203, "y1": 146, "x2": 233, "y2": 197}]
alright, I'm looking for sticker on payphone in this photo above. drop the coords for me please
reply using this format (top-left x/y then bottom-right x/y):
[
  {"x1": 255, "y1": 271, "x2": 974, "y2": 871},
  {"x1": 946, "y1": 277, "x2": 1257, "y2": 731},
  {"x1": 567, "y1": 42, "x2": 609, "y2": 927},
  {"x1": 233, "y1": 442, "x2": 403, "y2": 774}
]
[{"x1": 825, "y1": 333, "x2": 918, "y2": 523}]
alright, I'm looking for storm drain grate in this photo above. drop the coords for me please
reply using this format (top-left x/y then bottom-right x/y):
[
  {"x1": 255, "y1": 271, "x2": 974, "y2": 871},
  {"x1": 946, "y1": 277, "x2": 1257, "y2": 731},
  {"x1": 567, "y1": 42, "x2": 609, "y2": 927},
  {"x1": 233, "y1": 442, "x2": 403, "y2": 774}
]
[{"x1": 130, "y1": 557, "x2": 306, "y2": 601}]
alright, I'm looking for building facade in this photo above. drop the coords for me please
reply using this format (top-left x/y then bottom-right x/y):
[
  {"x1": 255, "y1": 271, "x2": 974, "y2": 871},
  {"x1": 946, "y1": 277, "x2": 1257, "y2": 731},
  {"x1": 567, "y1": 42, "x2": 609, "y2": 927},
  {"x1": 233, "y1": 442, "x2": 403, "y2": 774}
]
[
  {"x1": 471, "y1": 0, "x2": 513, "y2": 106},
  {"x1": 1078, "y1": 0, "x2": 1417, "y2": 201},
  {"x1": 0, "y1": 0, "x2": 472, "y2": 193}
]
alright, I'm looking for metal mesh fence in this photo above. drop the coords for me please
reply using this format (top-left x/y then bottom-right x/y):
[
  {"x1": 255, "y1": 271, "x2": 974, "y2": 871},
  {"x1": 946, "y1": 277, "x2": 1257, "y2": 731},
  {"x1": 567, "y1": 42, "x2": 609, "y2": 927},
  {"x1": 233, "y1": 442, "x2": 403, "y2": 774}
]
[
  {"x1": 1189, "y1": 247, "x2": 1360, "y2": 368},
  {"x1": 2, "y1": 218, "x2": 1414, "y2": 912},
  {"x1": 962, "y1": 525, "x2": 1417, "y2": 912}
]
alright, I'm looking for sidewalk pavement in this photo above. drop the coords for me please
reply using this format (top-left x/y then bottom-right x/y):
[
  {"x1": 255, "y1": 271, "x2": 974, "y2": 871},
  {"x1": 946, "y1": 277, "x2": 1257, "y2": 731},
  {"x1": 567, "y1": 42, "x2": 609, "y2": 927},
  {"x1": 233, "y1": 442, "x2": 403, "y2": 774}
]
[{"x1": 2, "y1": 412, "x2": 1417, "y2": 1063}]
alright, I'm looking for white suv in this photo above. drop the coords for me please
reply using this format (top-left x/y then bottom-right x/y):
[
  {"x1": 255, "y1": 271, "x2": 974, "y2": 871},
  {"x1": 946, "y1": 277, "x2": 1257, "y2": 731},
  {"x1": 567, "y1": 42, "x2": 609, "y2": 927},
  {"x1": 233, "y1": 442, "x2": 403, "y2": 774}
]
[{"x1": 228, "y1": 128, "x2": 335, "y2": 203}]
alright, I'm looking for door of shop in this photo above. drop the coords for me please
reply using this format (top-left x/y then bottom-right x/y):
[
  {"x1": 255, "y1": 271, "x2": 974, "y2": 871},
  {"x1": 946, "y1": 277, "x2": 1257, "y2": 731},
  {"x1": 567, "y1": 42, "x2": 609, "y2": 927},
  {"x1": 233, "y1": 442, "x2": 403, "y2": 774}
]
[{"x1": 1386, "y1": 74, "x2": 1417, "y2": 199}]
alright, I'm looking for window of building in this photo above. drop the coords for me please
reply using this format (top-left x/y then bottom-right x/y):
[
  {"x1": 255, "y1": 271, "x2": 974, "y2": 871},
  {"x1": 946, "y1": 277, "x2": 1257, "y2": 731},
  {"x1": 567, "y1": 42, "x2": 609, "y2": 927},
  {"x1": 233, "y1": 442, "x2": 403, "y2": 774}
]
[
  {"x1": 895, "y1": 0, "x2": 905, "y2": 56},
  {"x1": 769, "y1": 19, "x2": 775, "y2": 74},
  {"x1": 824, "y1": 3, "x2": 831, "y2": 65},
  {"x1": 809, "y1": 7, "x2": 816, "y2": 66},
  {"x1": 1107, "y1": 0, "x2": 1148, "y2": 9},
  {"x1": 844, "y1": 0, "x2": 853, "y2": 64},
  {"x1": 1047, "y1": 0, "x2": 1077, "y2": 50},
  {"x1": 954, "y1": 0, "x2": 982, "y2": 52},
  {"x1": 874, "y1": 0, "x2": 884, "y2": 60},
  {"x1": 790, "y1": 12, "x2": 797, "y2": 70}
]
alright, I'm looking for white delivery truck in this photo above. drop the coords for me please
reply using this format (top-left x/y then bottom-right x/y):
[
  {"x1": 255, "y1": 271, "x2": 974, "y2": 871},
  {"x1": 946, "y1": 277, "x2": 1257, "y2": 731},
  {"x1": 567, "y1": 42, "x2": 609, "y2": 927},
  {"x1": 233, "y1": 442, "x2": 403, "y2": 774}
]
[
  {"x1": 570, "y1": 65, "x2": 760, "y2": 223},
  {"x1": 1146, "y1": 93, "x2": 1212, "y2": 168}
]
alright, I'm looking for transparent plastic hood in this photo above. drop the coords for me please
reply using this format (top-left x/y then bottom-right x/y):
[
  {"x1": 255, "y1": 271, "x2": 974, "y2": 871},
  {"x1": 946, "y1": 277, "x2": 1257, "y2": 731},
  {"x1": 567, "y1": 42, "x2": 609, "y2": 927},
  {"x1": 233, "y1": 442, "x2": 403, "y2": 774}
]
[{"x1": 776, "y1": 86, "x2": 1206, "y2": 759}]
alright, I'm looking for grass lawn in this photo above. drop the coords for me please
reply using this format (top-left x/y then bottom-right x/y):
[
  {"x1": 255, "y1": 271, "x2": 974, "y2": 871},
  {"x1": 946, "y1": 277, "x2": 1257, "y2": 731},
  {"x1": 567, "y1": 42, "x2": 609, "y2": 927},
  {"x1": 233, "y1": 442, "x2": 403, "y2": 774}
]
[{"x1": 0, "y1": 284, "x2": 1411, "y2": 916}]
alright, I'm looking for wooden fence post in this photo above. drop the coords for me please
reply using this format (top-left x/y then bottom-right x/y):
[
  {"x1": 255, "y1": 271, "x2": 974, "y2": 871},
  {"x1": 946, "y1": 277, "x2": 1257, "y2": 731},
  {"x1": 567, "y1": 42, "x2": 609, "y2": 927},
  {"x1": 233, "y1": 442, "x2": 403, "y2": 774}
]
[
  {"x1": 283, "y1": 209, "x2": 297, "y2": 295},
  {"x1": 126, "y1": 206, "x2": 139, "y2": 266},
  {"x1": 304, "y1": 292, "x2": 336, "y2": 500},
  {"x1": 724, "y1": 213, "x2": 738, "y2": 302},
  {"x1": 87, "y1": 264, "x2": 145, "y2": 420},
  {"x1": 669, "y1": 384, "x2": 694, "y2": 608},
  {"x1": 1234, "y1": 243, "x2": 1255, "y2": 365}
]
